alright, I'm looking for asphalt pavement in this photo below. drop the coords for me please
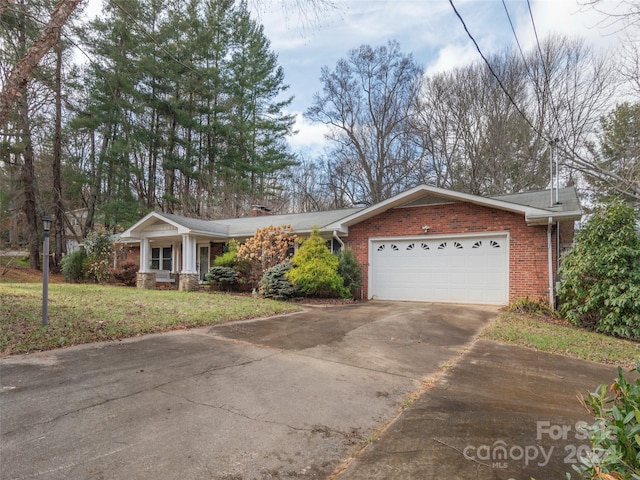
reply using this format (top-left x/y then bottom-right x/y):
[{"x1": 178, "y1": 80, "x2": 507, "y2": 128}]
[
  {"x1": 0, "y1": 302, "x2": 496, "y2": 480},
  {"x1": 1, "y1": 302, "x2": 624, "y2": 480}
]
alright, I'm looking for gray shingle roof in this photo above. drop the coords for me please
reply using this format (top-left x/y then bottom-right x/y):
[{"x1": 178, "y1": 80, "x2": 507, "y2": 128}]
[
  {"x1": 222, "y1": 208, "x2": 363, "y2": 237},
  {"x1": 149, "y1": 208, "x2": 363, "y2": 238},
  {"x1": 491, "y1": 186, "x2": 581, "y2": 216},
  {"x1": 122, "y1": 185, "x2": 581, "y2": 241},
  {"x1": 155, "y1": 212, "x2": 228, "y2": 235}
]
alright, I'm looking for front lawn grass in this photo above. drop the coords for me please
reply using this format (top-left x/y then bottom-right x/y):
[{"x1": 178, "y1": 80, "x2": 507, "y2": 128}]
[
  {"x1": 0, "y1": 283, "x2": 301, "y2": 355},
  {"x1": 482, "y1": 310, "x2": 640, "y2": 369}
]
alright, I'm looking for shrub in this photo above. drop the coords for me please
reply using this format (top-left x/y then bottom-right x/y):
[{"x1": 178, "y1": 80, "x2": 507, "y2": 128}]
[
  {"x1": 259, "y1": 261, "x2": 299, "y2": 300},
  {"x1": 286, "y1": 230, "x2": 350, "y2": 298},
  {"x1": 213, "y1": 240, "x2": 249, "y2": 289},
  {"x1": 237, "y1": 225, "x2": 297, "y2": 288},
  {"x1": 214, "y1": 239, "x2": 241, "y2": 268},
  {"x1": 508, "y1": 297, "x2": 555, "y2": 317},
  {"x1": 84, "y1": 229, "x2": 114, "y2": 284},
  {"x1": 112, "y1": 261, "x2": 138, "y2": 286},
  {"x1": 572, "y1": 361, "x2": 640, "y2": 480},
  {"x1": 558, "y1": 200, "x2": 640, "y2": 340},
  {"x1": 337, "y1": 248, "x2": 362, "y2": 298},
  {"x1": 205, "y1": 266, "x2": 238, "y2": 291},
  {"x1": 61, "y1": 248, "x2": 88, "y2": 283}
]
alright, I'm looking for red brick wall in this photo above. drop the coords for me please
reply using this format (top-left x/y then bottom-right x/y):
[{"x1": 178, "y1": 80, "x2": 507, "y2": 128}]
[
  {"x1": 116, "y1": 244, "x2": 140, "y2": 268},
  {"x1": 341, "y1": 202, "x2": 555, "y2": 303}
]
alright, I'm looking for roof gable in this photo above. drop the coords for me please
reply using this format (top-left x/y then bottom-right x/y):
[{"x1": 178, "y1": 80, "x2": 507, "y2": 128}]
[
  {"x1": 120, "y1": 211, "x2": 228, "y2": 239},
  {"x1": 326, "y1": 185, "x2": 582, "y2": 229}
]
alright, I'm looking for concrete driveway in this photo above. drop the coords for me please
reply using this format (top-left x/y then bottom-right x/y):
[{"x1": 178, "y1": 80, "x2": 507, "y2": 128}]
[
  {"x1": 336, "y1": 339, "x2": 622, "y2": 480},
  {"x1": 0, "y1": 302, "x2": 496, "y2": 480}
]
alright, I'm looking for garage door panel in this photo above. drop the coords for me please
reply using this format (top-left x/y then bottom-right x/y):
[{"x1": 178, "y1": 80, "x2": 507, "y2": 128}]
[{"x1": 370, "y1": 235, "x2": 508, "y2": 305}]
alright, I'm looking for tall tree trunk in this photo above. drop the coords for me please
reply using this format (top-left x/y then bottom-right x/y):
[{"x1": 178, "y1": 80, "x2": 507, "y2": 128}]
[
  {"x1": 8, "y1": 155, "x2": 19, "y2": 248},
  {"x1": 148, "y1": 108, "x2": 158, "y2": 209},
  {"x1": 15, "y1": 0, "x2": 39, "y2": 269},
  {"x1": 85, "y1": 127, "x2": 108, "y2": 233},
  {"x1": 19, "y1": 95, "x2": 40, "y2": 269},
  {"x1": 52, "y1": 40, "x2": 65, "y2": 268},
  {"x1": 164, "y1": 115, "x2": 177, "y2": 214},
  {"x1": 0, "y1": 0, "x2": 82, "y2": 126}
]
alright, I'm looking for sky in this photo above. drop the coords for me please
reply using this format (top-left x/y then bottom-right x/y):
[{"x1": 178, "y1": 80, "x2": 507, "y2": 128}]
[{"x1": 250, "y1": 0, "x2": 631, "y2": 155}]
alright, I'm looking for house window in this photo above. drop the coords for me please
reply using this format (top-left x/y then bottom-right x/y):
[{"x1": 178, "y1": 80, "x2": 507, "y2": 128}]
[{"x1": 151, "y1": 246, "x2": 172, "y2": 270}]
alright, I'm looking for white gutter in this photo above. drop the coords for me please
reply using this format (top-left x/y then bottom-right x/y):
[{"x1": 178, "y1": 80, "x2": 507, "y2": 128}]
[
  {"x1": 547, "y1": 217, "x2": 554, "y2": 309},
  {"x1": 333, "y1": 231, "x2": 344, "y2": 252}
]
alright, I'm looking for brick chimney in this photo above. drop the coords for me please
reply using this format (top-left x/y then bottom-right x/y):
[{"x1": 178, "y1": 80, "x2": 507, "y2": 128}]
[{"x1": 250, "y1": 205, "x2": 272, "y2": 217}]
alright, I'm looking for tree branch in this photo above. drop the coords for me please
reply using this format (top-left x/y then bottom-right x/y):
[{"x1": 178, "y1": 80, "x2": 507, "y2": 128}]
[
  {"x1": 0, "y1": 0, "x2": 82, "y2": 126},
  {"x1": 0, "y1": 0, "x2": 15, "y2": 15}
]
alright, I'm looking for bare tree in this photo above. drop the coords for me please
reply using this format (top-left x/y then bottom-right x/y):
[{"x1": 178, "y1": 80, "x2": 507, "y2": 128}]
[
  {"x1": 306, "y1": 41, "x2": 424, "y2": 205},
  {"x1": 412, "y1": 50, "x2": 548, "y2": 196},
  {"x1": 410, "y1": 35, "x2": 622, "y2": 198}
]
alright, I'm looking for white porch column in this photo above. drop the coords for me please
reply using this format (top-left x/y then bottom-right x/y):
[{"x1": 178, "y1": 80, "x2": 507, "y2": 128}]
[
  {"x1": 140, "y1": 237, "x2": 151, "y2": 273},
  {"x1": 181, "y1": 235, "x2": 197, "y2": 274},
  {"x1": 136, "y1": 237, "x2": 156, "y2": 289},
  {"x1": 172, "y1": 241, "x2": 180, "y2": 273}
]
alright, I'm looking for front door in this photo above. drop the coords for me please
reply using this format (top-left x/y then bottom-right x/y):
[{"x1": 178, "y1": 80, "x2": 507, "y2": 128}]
[{"x1": 199, "y1": 245, "x2": 210, "y2": 282}]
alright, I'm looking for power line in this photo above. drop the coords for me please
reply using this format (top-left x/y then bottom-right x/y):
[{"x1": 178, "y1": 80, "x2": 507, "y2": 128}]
[
  {"x1": 448, "y1": 0, "x2": 547, "y2": 143},
  {"x1": 526, "y1": 0, "x2": 568, "y2": 147},
  {"x1": 501, "y1": 0, "x2": 532, "y2": 80}
]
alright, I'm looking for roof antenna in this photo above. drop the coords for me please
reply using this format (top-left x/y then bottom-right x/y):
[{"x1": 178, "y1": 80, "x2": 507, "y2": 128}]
[
  {"x1": 549, "y1": 138, "x2": 560, "y2": 206},
  {"x1": 554, "y1": 138, "x2": 560, "y2": 205}
]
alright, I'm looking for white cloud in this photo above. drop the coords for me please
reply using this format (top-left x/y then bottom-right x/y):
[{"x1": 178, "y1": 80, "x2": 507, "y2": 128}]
[
  {"x1": 287, "y1": 112, "x2": 331, "y2": 155},
  {"x1": 516, "y1": 0, "x2": 626, "y2": 53},
  {"x1": 425, "y1": 43, "x2": 479, "y2": 76}
]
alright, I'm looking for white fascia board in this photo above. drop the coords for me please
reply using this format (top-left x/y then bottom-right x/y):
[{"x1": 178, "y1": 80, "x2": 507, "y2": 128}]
[
  {"x1": 119, "y1": 212, "x2": 159, "y2": 239},
  {"x1": 328, "y1": 185, "x2": 534, "y2": 229},
  {"x1": 322, "y1": 221, "x2": 347, "y2": 233},
  {"x1": 525, "y1": 211, "x2": 583, "y2": 225},
  {"x1": 120, "y1": 212, "x2": 200, "y2": 239},
  {"x1": 327, "y1": 184, "x2": 582, "y2": 230}
]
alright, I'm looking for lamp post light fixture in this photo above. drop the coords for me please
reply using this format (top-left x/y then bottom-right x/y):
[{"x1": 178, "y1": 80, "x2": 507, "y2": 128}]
[{"x1": 42, "y1": 215, "x2": 51, "y2": 327}]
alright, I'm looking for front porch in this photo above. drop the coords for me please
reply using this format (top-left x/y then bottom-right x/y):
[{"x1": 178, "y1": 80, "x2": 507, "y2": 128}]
[
  {"x1": 136, "y1": 236, "x2": 215, "y2": 292},
  {"x1": 136, "y1": 270, "x2": 200, "y2": 291},
  {"x1": 119, "y1": 212, "x2": 227, "y2": 292}
]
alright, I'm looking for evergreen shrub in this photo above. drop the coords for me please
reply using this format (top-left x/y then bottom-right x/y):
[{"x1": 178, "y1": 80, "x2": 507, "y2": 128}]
[
  {"x1": 558, "y1": 200, "x2": 640, "y2": 340},
  {"x1": 286, "y1": 230, "x2": 349, "y2": 298},
  {"x1": 259, "y1": 261, "x2": 299, "y2": 300},
  {"x1": 61, "y1": 248, "x2": 88, "y2": 283}
]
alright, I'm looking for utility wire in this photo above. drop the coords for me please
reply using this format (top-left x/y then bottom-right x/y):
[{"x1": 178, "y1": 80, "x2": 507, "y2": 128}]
[
  {"x1": 501, "y1": 0, "x2": 533, "y2": 80},
  {"x1": 526, "y1": 0, "x2": 571, "y2": 156},
  {"x1": 449, "y1": 0, "x2": 639, "y2": 201},
  {"x1": 448, "y1": 0, "x2": 546, "y2": 143},
  {"x1": 528, "y1": 1, "x2": 572, "y2": 140}
]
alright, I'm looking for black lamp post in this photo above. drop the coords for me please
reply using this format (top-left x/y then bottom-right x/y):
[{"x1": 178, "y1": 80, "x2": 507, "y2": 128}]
[{"x1": 42, "y1": 215, "x2": 51, "y2": 326}]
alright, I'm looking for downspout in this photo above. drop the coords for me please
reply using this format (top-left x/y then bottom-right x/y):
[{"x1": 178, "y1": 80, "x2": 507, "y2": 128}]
[
  {"x1": 547, "y1": 217, "x2": 554, "y2": 310},
  {"x1": 333, "y1": 231, "x2": 344, "y2": 252},
  {"x1": 556, "y1": 220, "x2": 561, "y2": 307}
]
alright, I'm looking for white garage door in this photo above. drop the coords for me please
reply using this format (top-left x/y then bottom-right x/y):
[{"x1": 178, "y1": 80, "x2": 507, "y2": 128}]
[{"x1": 370, "y1": 234, "x2": 508, "y2": 304}]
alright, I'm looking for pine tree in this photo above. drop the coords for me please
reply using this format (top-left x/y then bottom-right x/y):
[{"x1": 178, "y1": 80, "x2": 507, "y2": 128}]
[{"x1": 224, "y1": 1, "x2": 296, "y2": 213}]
